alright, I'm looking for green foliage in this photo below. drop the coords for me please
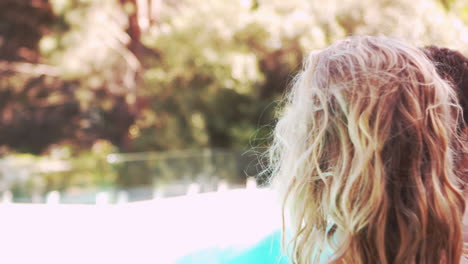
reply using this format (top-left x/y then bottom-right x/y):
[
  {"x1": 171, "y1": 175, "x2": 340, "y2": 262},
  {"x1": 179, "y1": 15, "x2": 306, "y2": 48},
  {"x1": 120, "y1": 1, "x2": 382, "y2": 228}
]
[
  {"x1": 1, "y1": 0, "x2": 468, "y2": 192},
  {"x1": 134, "y1": 0, "x2": 468, "y2": 152},
  {"x1": 4, "y1": 0, "x2": 468, "y2": 154}
]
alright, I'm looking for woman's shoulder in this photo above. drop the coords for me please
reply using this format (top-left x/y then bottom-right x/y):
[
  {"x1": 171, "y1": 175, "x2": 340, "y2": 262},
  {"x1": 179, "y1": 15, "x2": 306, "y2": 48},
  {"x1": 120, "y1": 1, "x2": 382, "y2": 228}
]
[
  {"x1": 176, "y1": 230, "x2": 289, "y2": 264},
  {"x1": 226, "y1": 230, "x2": 289, "y2": 264}
]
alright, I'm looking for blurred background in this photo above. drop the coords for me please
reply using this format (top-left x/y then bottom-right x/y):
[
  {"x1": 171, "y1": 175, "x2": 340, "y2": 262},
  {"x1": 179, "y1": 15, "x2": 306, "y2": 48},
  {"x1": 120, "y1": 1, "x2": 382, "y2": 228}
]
[{"x1": 0, "y1": 0, "x2": 467, "y2": 204}]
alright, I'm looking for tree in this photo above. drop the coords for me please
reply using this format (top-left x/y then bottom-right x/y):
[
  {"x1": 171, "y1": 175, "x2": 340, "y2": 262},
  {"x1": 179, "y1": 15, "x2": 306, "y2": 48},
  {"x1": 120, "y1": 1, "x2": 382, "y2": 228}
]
[{"x1": 0, "y1": 0, "x2": 138, "y2": 154}]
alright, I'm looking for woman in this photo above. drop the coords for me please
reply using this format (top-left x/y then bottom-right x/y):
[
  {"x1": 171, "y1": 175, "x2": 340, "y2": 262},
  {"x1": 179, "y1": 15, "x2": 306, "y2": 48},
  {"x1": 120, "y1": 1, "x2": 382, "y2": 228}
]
[{"x1": 268, "y1": 36, "x2": 466, "y2": 263}]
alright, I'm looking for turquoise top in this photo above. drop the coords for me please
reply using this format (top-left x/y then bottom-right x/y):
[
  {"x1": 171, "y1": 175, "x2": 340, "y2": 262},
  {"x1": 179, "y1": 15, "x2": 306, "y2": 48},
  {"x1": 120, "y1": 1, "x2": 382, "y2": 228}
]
[{"x1": 176, "y1": 230, "x2": 289, "y2": 264}]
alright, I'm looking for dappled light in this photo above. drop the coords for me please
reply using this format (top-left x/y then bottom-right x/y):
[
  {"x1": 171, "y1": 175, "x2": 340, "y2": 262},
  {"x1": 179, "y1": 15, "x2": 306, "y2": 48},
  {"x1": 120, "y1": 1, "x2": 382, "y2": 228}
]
[{"x1": 0, "y1": 0, "x2": 467, "y2": 263}]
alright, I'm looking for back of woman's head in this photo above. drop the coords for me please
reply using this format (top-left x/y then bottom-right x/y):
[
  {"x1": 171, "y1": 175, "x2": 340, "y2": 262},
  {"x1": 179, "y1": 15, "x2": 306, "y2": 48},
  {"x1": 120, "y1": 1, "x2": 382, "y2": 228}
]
[{"x1": 269, "y1": 36, "x2": 465, "y2": 264}]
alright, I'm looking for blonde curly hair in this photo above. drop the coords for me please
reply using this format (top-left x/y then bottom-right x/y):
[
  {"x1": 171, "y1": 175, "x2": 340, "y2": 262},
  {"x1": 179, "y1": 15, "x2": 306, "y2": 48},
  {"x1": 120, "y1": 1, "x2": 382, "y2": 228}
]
[{"x1": 268, "y1": 36, "x2": 466, "y2": 264}]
